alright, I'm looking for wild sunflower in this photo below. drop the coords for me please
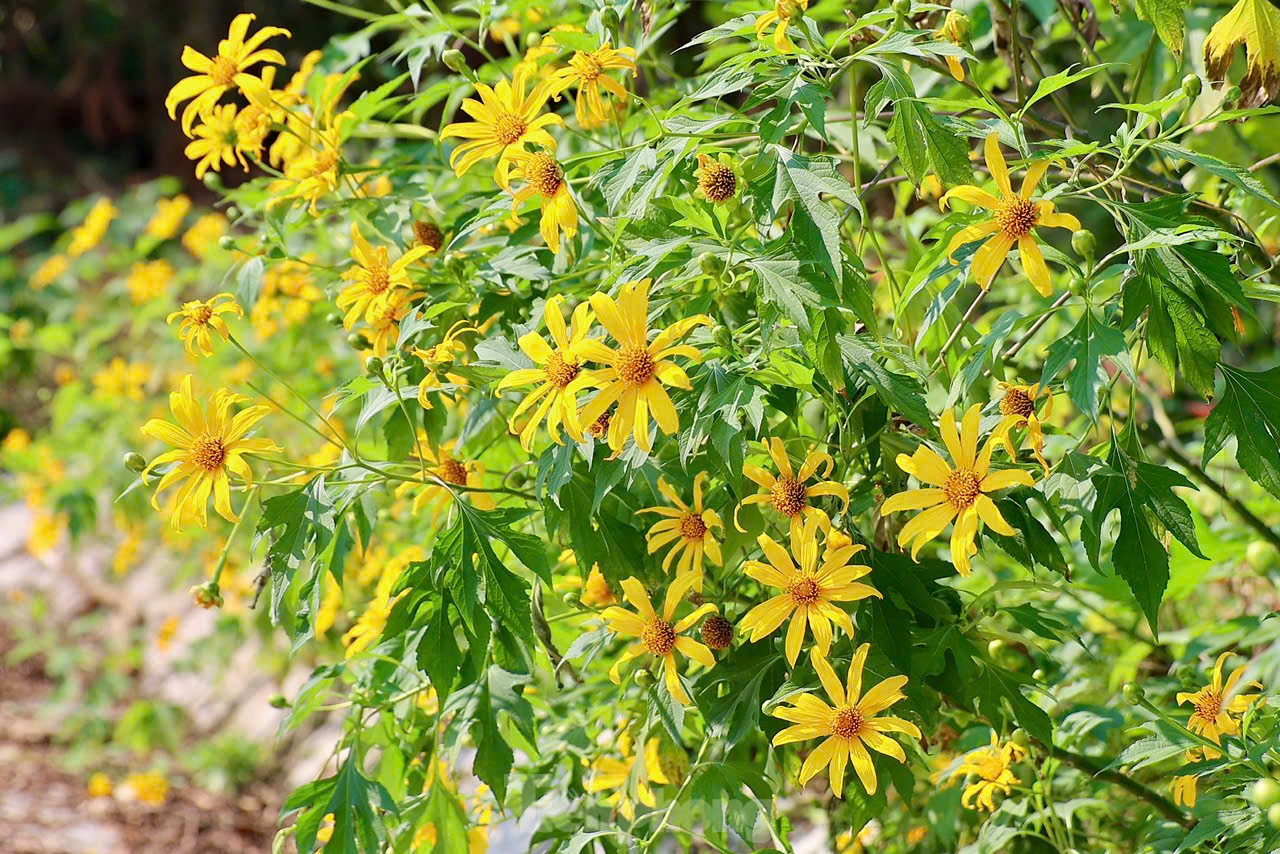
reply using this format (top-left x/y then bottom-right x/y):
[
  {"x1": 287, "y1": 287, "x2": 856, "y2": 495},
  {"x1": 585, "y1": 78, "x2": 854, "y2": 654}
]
[
  {"x1": 739, "y1": 516, "x2": 879, "y2": 666},
  {"x1": 1171, "y1": 749, "x2": 1203, "y2": 808},
  {"x1": 954, "y1": 733, "x2": 1027, "y2": 811},
  {"x1": 68, "y1": 198, "x2": 117, "y2": 257},
  {"x1": 740, "y1": 438, "x2": 850, "y2": 540},
  {"x1": 141, "y1": 375, "x2": 278, "y2": 529},
  {"x1": 343, "y1": 564, "x2": 406, "y2": 657},
  {"x1": 639, "y1": 472, "x2": 723, "y2": 591},
  {"x1": 584, "y1": 730, "x2": 655, "y2": 821},
  {"x1": 145, "y1": 195, "x2": 192, "y2": 242},
  {"x1": 879, "y1": 405, "x2": 1033, "y2": 577},
  {"x1": 770, "y1": 645, "x2": 919, "y2": 798},
  {"x1": 508, "y1": 150, "x2": 578, "y2": 254},
  {"x1": 694, "y1": 154, "x2": 737, "y2": 204},
  {"x1": 496, "y1": 296, "x2": 593, "y2": 450},
  {"x1": 411, "y1": 319, "x2": 478, "y2": 409},
  {"x1": 547, "y1": 43, "x2": 637, "y2": 128},
  {"x1": 336, "y1": 223, "x2": 432, "y2": 330},
  {"x1": 184, "y1": 103, "x2": 250, "y2": 180},
  {"x1": 395, "y1": 437, "x2": 494, "y2": 526},
  {"x1": 364, "y1": 289, "x2": 418, "y2": 357},
  {"x1": 995, "y1": 382, "x2": 1053, "y2": 472},
  {"x1": 1177, "y1": 652, "x2": 1264, "y2": 755},
  {"x1": 576, "y1": 279, "x2": 712, "y2": 454},
  {"x1": 942, "y1": 133, "x2": 1081, "y2": 296},
  {"x1": 92, "y1": 358, "x2": 150, "y2": 402},
  {"x1": 165, "y1": 13, "x2": 291, "y2": 135},
  {"x1": 934, "y1": 11, "x2": 971, "y2": 82},
  {"x1": 440, "y1": 66, "x2": 562, "y2": 191},
  {"x1": 603, "y1": 576, "x2": 718, "y2": 705},
  {"x1": 167, "y1": 293, "x2": 242, "y2": 357},
  {"x1": 755, "y1": 0, "x2": 809, "y2": 53}
]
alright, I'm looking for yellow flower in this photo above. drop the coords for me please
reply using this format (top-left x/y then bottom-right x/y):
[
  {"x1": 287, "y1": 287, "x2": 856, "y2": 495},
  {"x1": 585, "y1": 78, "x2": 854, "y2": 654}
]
[
  {"x1": 156, "y1": 616, "x2": 180, "y2": 650},
  {"x1": 954, "y1": 733, "x2": 1027, "y2": 811},
  {"x1": 92, "y1": 357, "x2": 150, "y2": 401},
  {"x1": 1171, "y1": 748, "x2": 1204, "y2": 808},
  {"x1": 2, "y1": 428, "x2": 31, "y2": 453},
  {"x1": 87, "y1": 772, "x2": 113, "y2": 798},
  {"x1": 644, "y1": 736, "x2": 688, "y2": 786},
  {"x1": 496, "y1": 296, "x2": 593, "y2": 449},
  {"x1": 602, "y1": 576, "x2": 718, "y2": 705},
  {"x1": 364, "y1": 288, "x2": 419, "y2": 357},
  {"x1": 336, "y1": 223, "x2": 432, "y2": 329},
  {"x1": 127, "y1": 259, "x2": 175, "y2": 304},
  {"x1": 576, "y1": 279, "x2": 712, "y2": 454},
  {"x1": 141, "y1": 375, "x2": 278, "y2": 529},
  {"x1": 145, "y1": 195, "x2": 192, "y2": 241},
  {"x1": 343, "y1": 563, "x2": 407, "y2": 657},
  {"x1": 996, "y1": 382, "x2": 1053, "y2": 472},
  {"x1": 754, "y1": 0, "x2": 809, "y2": 53},
  {"x1": 440, "y1": 66, "x2": 562, "y2": 190},
  {"x1": 184, "y1": 103, "x2": 250, "y2": 179},
  {"x1": 411, "y1": 319, "x2": 478, "y2": 409},
  {"x1": 547, "y1": 43, "x2": 637, "y2": 127},
  {"x1": 639, "y1": 472, "x2": 723, "y2": 591},
  {"x1": 584, "y1": 731, "x2": 655, "y2": 821},
  {"x1": 27, "y1": 509, "x2": 63, "y2": 557},
  {"x1": 739, "y1": 517, "x2": 878, "y2": 665},
  {"x1": 167, "y1": 293, "x2": 242, "y2": 357},
  {"x1": 934, "y1": 11, "x2": 971, "y2": 82},
  {"x1": 509, "y1": 151, "x2": 578, "y2": 254},
  {"x1": 1176, "y1": 652, "x2": 1263, "y2": 754},
  {"x1": 770, "y1": 645, "x2": 919, "y2": 798},
  {"x1": 942, "y1": 134, "x2": 1081, "y2": 296},
  {"x1": 879, "y1": 404, "x2": 1033, "y2": 577},
  {"x1": 68, "y1": 198, "x2": 117, "y2": 257},
  {"x1": 113, "y1": 528, "x2": 141, "y2": 576},
  {"x1": 1204, "y1": 0, "x2": 1280, "y2": 109},
  {"x1": 395, "y1": 437, "x2": 494, "y2": 526},
  {"x1": 581, "y1": 563, "x2": 615, "y2": 607},
  {"x1": 695, "y1": 153, "x2": 737, "y2": 204},
  {"x1": 165, "y1": 13, "x2": 290, "y2": 135},
  {"x1": 182, "y1": 212, "x2": 229, "y2": 259},
  {"x1": 740, "y1": 438, "x2": 850, "y2": 540},
  {"x1": 31, "y1": 254, "x2": 69, "y2": 289},
  {"x1": 124, "y1": 771, "x2": 170, "y2": 806}
]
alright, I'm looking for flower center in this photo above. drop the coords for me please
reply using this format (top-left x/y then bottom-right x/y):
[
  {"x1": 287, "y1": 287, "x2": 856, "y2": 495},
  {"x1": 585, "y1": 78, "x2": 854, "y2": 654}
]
[
  {"x1": 770, "y1": 477, "x2": 808, "y2": 517},
  {"x1": 679, "y1": 513, "x2": 707, "y2": 541},
  {"x1": 832, "y1": 707, "x2": 864, "y2": 739},
  {"x1": 209, "y1": 55, "x2": 239, "y2": 87},
  {"x1": 525, "y1": 153, "x2": 564, "y2": 196},
  {"x1": 977, "y1": 751, "x2": 1006, "y2": 781},
  {"x1": 413, "y1": 221, "x2": 443, "y2": 251},
  {"x1": 588, "y1": 411, "x2": 611, "y2": 438},
  {"x1": 641, "y1": 618, "x2": 676, "y2": 656},
  {"x1": 788, "y1": 577, "x2": 822, "y2": 606},
  {"x1": 999, "y1": 387, "x2": 1035, "y2": 418},
  {"x1": 616, "y1": 346, "x2": 656, "y2": 386},
  {"x1": 995, "y1": 196, "x2": 1039, "y2": 239},
  {"x1": 437, "y1": 458, "x2": 469, "y2": 485},
  {"x1": 1194, "y1": 691, "x2": 1223, "y2": 723},
  {"x1": 701, "y1": 615, "x2": 733, "y2": 650},
  {"x1": 544, "y1": 352, "x2": 580, "y2": 389},
  {"x1": 493, "y1": 112, "x2": 528, "y2": 146},
  {"x1": 191, "y1": 435, "x2": 227, "y2": 471},
  {"x1": 573, "y1": 51, "x2": 603, "y2": 82},
  {"x1": 698, "y1": 162, "x2": 737, "y2": 203},
  {"x1": 193, "y1": 304, "x2": 214, "y2": 325},
  {"x1": 943, "y1": 468, "x2": 981, "y2": 509},
  {"x1": 309, "y1": 150, "x2": 338, "y2": 177}
]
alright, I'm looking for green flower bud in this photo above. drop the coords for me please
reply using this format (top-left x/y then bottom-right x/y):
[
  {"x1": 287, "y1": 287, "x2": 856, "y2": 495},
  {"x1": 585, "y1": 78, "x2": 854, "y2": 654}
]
[
  {"x1": 202, "y1": 172, "x2": 223, "y2": 191},
  {"x1": 711, "y1": 325, "x2": 734, "y2": 351},
  {"x1": 442, "y1": 49, "x2": 469, "y2": 74},
  {"x1": 634, "y1": 668, "x2": 655, "y2": 687},
  {"x1": 697, "y1": 252, "x2": 720, "y2": 276},
  {"x1": 892, "y1": 0, "x2": 912, "y2": 15},
  {"x1": 1071, "y1": 229, "x2": 1096, "y2": 261},
  {"x1": 1011, "y1": 728, "x2": 1031, "y2": 747},
  {"x1": 561, "y1": 591, "x2": 580, "y2": 607},
  {"x1": 1223, "y1": 85, "x2": 1242, "y2": 108},
  {"x1": 1250, "y1": 778, "x2": 1280, "y2": 809},
  {"x1": 268, "y1": 693, "x2": 289, "y2": 709},
  {"x1": 1032, "y1": 668, "x2": 1046, "y2": 682},
  {"x1": 218, "y1": 235, "x2": 236, "y2": 250},
  {"x1": 191, "y1": 581, "x2": 223, "y2": 609},
  {"x1": 1246, "y1": 541, "x2": 1277, "y2": 571},
  {"x1": 123, "y1": 452, "x2": 147, "y2": 473},
  {"x1": 1122, "y1": 681, "x2": 1144, "y2": 704},
  {"x1": 366, "y1": 356, "x2": 385, "y2": 378},
  {"x1": 1269, "y1": 803, "x2": 1280, "y2": 831},
  {"x1": 1181, "y1": 74, "x2": 1202, "y2": 98},
  {"x1": 347, "y1": 332, "x2": 371, "y2": 351},
  {"x1": 526, "y1": 32, "x2": 543, "y2": 49},
  {"x1": 987, "y1": 638, "x2": 1005, "y2": 657},
  {"x1": 326, "y1": 311, "x2": 345, "y2": 327}
]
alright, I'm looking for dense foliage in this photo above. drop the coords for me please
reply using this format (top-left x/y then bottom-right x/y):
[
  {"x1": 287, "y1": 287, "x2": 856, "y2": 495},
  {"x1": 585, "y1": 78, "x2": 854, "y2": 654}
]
[{"x1": 5, "y1": 0, "x2": 1280, "y2": 851}]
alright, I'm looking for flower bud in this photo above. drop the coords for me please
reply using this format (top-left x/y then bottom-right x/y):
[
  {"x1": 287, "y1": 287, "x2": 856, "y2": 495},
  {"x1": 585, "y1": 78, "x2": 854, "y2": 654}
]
[
  {"x1": 1269, "y1": 803, "x2": 1280, "y2": 831},
  {"x1": 561, "y1": 591, "x2": 580, "y2": 607},
  {"x1": 1181, "y1": 74, "x2": 1202, "y2": 99},
  {"x1": 347, "y1": 332, "x2": 370, "y2": 351},
  {"x1": 123, "y1": 452, "x2": 147, "y2": 473},
  {"x1": 634, "y1": 668, "x2": 655, "y2": 687},
  {"x1": 892, "y1": 0, "x2": 912, "y2": 15},
  {"x1": 697, "y1": 252, "x2": 720, "y2": 276},
  {"x1": 365, "y1": 356, "x2": 385, "y2": 378},
  {"x1": 701, "y1": 615, "x2": 734, "y2": 651},
  {"x1": 987, "y1": 638, "x2": 1005, "y2": 657},
  {"x1": 1122, "y1": 681, "x2": 1144, "y2": 704},
  {"x1": 442, "y1": 49, "x2": 469, "y2": 74},
  {"x1": 526, "y1": 32, "x2": 543, "y2": 49},
  {"x1": 326, "y1": 311, "x2": 345, "y2": 327},
  {"x1": 268, "y1": 693, "x2": 289, "y2": 709},
  {"x1": 191, "y1": 581, "x2": 223, "y2": 609},
  {"x1": 1223, "y1": 85, "x2": 1241, "y2": 108},
  {"x1": 218, "y1": 235, "x2": 236, "y2": 250},
  {"x1": 1071, "y1": 229, "x2": 1096, "y2": 261},
  {"x1": 1011, "y1": 728, "x2": 1030, "y2": 747},
  {"x1": 1249, "y1": 778, "x2": 1280, "y2": 809}
]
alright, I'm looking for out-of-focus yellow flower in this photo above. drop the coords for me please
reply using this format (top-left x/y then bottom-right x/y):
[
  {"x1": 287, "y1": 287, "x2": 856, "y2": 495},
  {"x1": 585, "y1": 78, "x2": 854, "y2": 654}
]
[
  {"x1": 124, "y1": 771, "x2": 169, "y2": 806},
  {"x1": 92, "y1": 358, "x2": 151, "y2": 402},
  {"x1": 156, "y1": 616, "x2": 180, "y2": 650},
  {"x1": 145, "y1": 195, "x2": 192, "y2": 241},
  {"x1": 1172, "y1": 748, "x2": 1204, "y2": 807},
  {"x1": 584, "y1": 730, "x2": 655, "y2": 821},
  {"x1": 27, "y1": 509, "x2": 64, "y2": 557},
  {"x1": 31, "y1": 255, "x2": 69, "y2": 290},
  {"x1": 343, "y1": 558, "x2": 408, "y2": 657},
  {"x1": 581, "y1": 564, "x2": 615, "y2": 607},
  {"x1": 167, "y1": 293, "x2": 242, "y2": 357},
  {"x1": 316, "y1": 813, "x2": 335, "y2": 843},
  {"x1": 87, "y1": 772, "x2": 113, "y2": 798},
  {"x1": 113, "y1": 528, "x2": 141, "y2": 576},
  {"x1": 547, "y1": 43, "x2": 636, "y2": 127},
  {"x1": 68, "y1": 198, "x2": 117, "y2": 257},
  {"x1": 127, "y1": 259, "x2": 176, "y2": 304},
  {"x1": 183, "y1": 212, "x2": 230, "y2": 259},
  {"x1": 3, "y1": 428, "x2": 32, "y2": 453}
]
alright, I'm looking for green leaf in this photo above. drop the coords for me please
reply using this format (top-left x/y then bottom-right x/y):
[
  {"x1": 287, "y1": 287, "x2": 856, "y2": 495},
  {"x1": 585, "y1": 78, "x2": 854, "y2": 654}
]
[
  {"x1": 748, "y1": 254, "x2": 825, "y2": 331},
  {"x1": 283, "y1": 755, "x2": 397, "y2": 854},
  {"x1": 1040, "y1": 310, "x2": 1132, "y2": 421},
  {"x1": 837, "y1": 334, "x2": 932, "y2": 425},
  {"x1": 763, "y1": 145, "x2": 861, "y2": 280},
  {"x1": 1154, "y1": 142, "x2": 1280, "y2": 208},
  {"x1": 1019, "y1": 63, "x2": 1121, "y2": 114},
  {"x1": 1203, "y1": 364, "x2": 1280, "y2": 500},
  {"x1": 255, "y1": 477, "x2": 338, "y2": 626},
  {"x1": 1134, "y1": 0, "x2": 1188, "y2": 59}
]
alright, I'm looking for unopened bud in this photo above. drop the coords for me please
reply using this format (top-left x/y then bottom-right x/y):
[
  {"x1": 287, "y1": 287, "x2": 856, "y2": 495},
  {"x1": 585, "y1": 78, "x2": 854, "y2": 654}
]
[
  {"x1": 123, "y1": 452, "x2": 147, "y2": 473},
  {"x1": 191, "y1": 581, "x2": 224, "y2": 609},
  {"x1": 1071, "y1": 229, "x2": 1096, "y2": 261},
  {"x1": 347, "y1": 332, "x2": 371, "y2": 351},
  {"x1": 1181, "y1": 74, "x2": 1202, "y2": 99},
  {"x1": 442, "y1": 49, "x2": 469, "y2": 74}
]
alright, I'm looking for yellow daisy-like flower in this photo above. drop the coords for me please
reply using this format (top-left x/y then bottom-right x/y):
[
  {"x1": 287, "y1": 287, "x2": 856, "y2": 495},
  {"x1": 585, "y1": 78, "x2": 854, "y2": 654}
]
[
  {"x1": 141, "y1": 375, "x2": 278, "y2": 529},
  {"x1": 547, "y1": 43, "x2": 637, "y2": 128},
  {"x1": 184, "y1": 103, "x2": 250, "y2": 180},
  {"x1": 584, "y1": 731, "x2": 655, "y2": 821},
  {"x1": 942, "y1": 133, "x2": 1081, "y2": 296},
  {"x1": 1171, "y1": 748, "x2": 1204, "y2": 808},
  {"x1": 1176, "y1": 652, "x2": 1264, "y2": 755},
  {"x1": 645, "y1": 736, "x2": 688, "y2": 786},
  {"x1": 92, "y1": 357, "x2": 150, "y2": 402},
  {"x1": 754, "y1": 0, "x2": 809, "y2": 53},
  {"x1": 739, "y1": 517, "x2": 879, "y2": 666},
  {"x1": 770, "y1": 645, "x2": 919, "y2": 798},
  {"x1": 165, "y1": 13, "x2": 291, "y2": 135},
  {"x1": 879, "y1": 404, "x2": 1033, "y2": 577},
  {"x1": 496, "y1": 296, "x2": 593, "y2": 450},
  {"x1": 68, "y1": 198, "x2": 117, "y2": 257},
  {"x1": 640, "y1": 473, "x2": 724, "y2": 591},
  {"x1": 954, "y1": 733, "x2": 1027, "y2": 811},
  {"x1": 31, "y1": 255, "x2": 69, "y2": 290},
  {"x1": 694, "y1": 153, "x2": 738, "y2": 204},
  {"x1": 440, "y1": 66, "x2": 562, "y2": 191},
  {"x1": 127, "y1": 259, "x2": 176, "y2": 305},
  {"x1": 740, "y1": 438, "x2": 850, "y2": 541},
  {"x1": 395, "y1": 437, "x2": 495, "y2": 526},
  {"x1": 124, "y1": 771, "x2": 170, "y2": 806},
  {"x1": 183, "y1": 212, "x2": 229, "y2": 259},
  {"x1": 581, "y1": 564, "x2": 616, "y2": 607},
  {"x1": 144, "y1": 194, "x2": 192, "y2": 242},
  {"x1": 996, "y1": 382, "x2": 1054, "y2": 472},
  {"x1": 364, "y1": 289, "x2": 418, "y2": 357},
  {"x1": 343, "y1": 563, "x2": 407, "y2": 657},
  {"x1": 509, "y1": 150, "x2": 578, "y2": 254},
  {"x1": 410, "y1": 320, "x2": 478, "y2": 409},
  {"x1": 934, "y1": 11, "x2": 971, "y2": 82},
  {"x1": 602, "y1": 576, "x2": 718, "y2": 705},
  {"x1": 336, "y1": 223, "x2": 432, "y2": 329},
  {"x1": 167, "y1": 293, "x2": 242, "y2": 357},
  {"x1": 576, "y1": 279, "x2": 712, "y2": 454}
]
